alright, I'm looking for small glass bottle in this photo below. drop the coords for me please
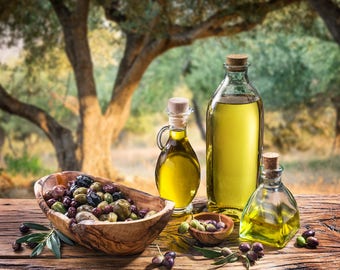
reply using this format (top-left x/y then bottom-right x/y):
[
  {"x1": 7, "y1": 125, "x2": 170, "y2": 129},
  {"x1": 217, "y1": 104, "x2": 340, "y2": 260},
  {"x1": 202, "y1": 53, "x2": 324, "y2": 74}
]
[
  {"x1": 155, "y1": 97, "x2": 200, "y2": 215},
  {"x1": 206, "y1": 54, "x2": 264, "y2": 219},
  {"x1": 239, "y1": 152, "x2": 300, "y2": 248}
]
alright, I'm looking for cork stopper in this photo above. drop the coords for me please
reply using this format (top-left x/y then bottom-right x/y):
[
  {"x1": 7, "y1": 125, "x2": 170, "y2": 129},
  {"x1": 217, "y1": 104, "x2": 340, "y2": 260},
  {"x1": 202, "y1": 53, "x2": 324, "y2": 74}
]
[
  {"x1": 226, "y1": 54, "x2": 248, "y2": 71},
  {"x1": 262, "y1": 152, "x2": 280, "y2": 170},
  {"x1": 167, "y1": 97, "x2": 189, "y2": 114}
]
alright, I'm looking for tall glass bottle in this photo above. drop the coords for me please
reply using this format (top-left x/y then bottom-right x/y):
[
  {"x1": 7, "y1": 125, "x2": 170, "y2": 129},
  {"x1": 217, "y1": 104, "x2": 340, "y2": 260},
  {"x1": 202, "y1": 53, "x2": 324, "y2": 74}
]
[
  {"x1": 239, "y1": 152, "x2": 300, "y2": 248},
  {"x1": 206, "y1": 54, "x2": 264, "y2": 219},
  {"x1": 155, "y1": 97, "x2": 200, "y2": 215}
]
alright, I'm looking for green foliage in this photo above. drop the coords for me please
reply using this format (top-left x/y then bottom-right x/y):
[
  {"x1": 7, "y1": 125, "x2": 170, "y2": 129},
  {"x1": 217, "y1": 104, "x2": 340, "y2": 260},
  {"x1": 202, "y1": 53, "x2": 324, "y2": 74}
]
[
  {"x1": 135, "y1": 2, "x2": 340, "y2": 115},
  {"x1": 4, "y1": 152, "x2": 50, "y2": 176},
  {"x1": 285, "y1": 155, "x2": 340, "y2": 172}
]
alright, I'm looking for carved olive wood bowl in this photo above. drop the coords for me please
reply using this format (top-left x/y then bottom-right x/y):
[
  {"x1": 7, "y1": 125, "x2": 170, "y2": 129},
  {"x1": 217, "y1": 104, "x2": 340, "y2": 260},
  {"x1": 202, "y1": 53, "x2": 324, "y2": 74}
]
[
  {"x1": 34, "y1": 171, "x2": 175, "y2": 255},
  {"x1": 188, "y1": 212, "x2": 234, "y2": 245}
]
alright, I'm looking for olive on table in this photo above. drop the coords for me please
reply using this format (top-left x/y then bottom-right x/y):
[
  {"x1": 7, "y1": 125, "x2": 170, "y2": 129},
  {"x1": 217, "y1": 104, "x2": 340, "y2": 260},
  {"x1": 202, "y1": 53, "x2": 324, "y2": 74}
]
[
  {"x1": 306, "y1": 236, "x2": 319, "y2": 249},
  {"x1": 302, "y1": 229, "x2": 315, "y2": 239},
  {"x1": 19, "y1": 223, "x2": 30, "y2": 234},
  {"x1": 12, "y1": 241, "x2": 22, "y2": 252},
  {"x1": 239, "y1": 242, "x2": 251, "y2": 253}
]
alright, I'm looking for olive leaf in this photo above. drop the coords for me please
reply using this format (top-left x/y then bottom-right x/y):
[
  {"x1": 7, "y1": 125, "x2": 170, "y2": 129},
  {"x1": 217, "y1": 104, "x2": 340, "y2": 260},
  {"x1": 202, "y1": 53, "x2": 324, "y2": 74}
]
[
  {"x1": 46, "y1": 232, "x2": 61, "y2": 259},
  {"x1": 16, "y1": 233, "x2": 47, "y2": 244},
  {"x1": 193, "y1": 246, "x2": 223, "y2": 259},
  {"x1": 23, "y1": 222, "x2": 50, "y2": 231},
  {"x1": 55, "y1": 230, "x2": 74, "y2": 246},
  {"x1": 212, "y1": 253, "x2": 239, "y2": 265},
  {"x1": 30, "y1": 242, "x2": 46, "y2": 258}
]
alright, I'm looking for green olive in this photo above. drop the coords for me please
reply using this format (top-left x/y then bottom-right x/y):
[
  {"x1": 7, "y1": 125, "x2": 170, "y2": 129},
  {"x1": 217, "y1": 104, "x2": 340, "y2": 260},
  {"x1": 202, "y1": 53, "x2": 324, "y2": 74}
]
[
  {"x1": 197, "y1": 223, "x2": 206, "y2": 231},
  {"x1": 90, "y1": 182, "x2": 102, "y2": 192},
  {"x1": 103, "y1": 192, "x2": 113, "y2": 204},
  {"x1": 97, "y1": 201, "x2": 108, "y2": 210},
  {"x1": 107, "y1": 212, "x2": 118, "y2": 222},
  {"x1": 74, "y1": 193, "x2": 87, "y2": 204},
  {"x1": 190, "y1": 219, "x2": 200, "y2": 229},
  {"x1": 73, "y1": 187, "x2": 88, "y2": 197},
  {"x1": 178, "y1": 221, "x2": 190, "y2": 234},
  {"x1": 296, "y1": 236, "x2": 307, "y2": 247},
  {"x1": 129, "y1": 212, "x2": 139, "y2": 220},
  {"x1": 112, "y1": 199, "x2": 131, "y2": 221},
  {"x1": 96, "y1": 191, "x2": 104, "y2": 201},
  {"x1": 51, "y1": 201, "x2": 66, "y2": 214}
]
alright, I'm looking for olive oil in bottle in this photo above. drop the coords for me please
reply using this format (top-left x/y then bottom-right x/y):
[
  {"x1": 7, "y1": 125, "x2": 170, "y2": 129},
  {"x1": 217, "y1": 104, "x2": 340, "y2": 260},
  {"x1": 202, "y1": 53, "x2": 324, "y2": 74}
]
[
  {"x1": 155, "y1": 97, "x2": 200, "y2": 215},
  {"x1": 206, "y1": 54, "x2": 264, "y2": 219},
  {"x1": 239, "y1": 152, "x2": 300, "y2": 248}
]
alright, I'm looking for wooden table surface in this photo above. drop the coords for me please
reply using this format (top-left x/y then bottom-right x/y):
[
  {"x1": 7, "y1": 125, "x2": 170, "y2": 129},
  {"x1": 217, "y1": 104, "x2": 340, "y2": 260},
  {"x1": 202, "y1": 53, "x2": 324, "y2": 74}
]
[{"x1": 0, "y1": 195, "x2": 339, "y2": 270}]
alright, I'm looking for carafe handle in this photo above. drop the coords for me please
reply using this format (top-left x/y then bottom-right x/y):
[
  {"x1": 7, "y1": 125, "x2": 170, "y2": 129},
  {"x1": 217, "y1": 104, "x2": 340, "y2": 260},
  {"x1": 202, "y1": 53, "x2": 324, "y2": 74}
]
[{"x1": 156, "y1": 125, "x2": 169, "y2": 150}]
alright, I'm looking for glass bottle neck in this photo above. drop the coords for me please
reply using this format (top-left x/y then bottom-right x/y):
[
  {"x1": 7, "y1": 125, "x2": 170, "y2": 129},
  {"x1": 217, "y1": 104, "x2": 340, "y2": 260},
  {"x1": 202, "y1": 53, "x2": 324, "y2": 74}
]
[
  {"x1": 168, "y1": 114, "x2": 189, "y2": 140},
  {"x1": 261, "y1": 166, "x2": 283, "y2": 188},
  {"x1": 225, "y1": 68, "x2": 249, "y2": 82}
]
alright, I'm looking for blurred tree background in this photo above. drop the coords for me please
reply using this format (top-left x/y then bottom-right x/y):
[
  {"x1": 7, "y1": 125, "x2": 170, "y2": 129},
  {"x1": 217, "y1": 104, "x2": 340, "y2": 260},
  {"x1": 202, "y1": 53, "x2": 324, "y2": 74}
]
[{"x1": 0, "y1": 0, "x2": 339, "y2": 197}]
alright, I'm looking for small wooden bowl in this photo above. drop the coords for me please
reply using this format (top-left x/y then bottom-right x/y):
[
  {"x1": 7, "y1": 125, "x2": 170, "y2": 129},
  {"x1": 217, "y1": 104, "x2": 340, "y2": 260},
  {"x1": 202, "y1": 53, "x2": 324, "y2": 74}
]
[
  {"x1": 188, "y1": 212, "x2": 234, "y2": 245},
  {"x1": 34, "y1": 171, "x2": 175, "y2": 255}
]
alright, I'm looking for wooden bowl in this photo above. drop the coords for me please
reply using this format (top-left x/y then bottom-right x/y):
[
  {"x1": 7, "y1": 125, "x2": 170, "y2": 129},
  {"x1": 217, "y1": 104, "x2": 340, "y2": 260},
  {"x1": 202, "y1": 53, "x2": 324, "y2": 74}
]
[
  {"x1": 188, "y1": 212, "x2": 234, "y2": 245},
  {"x1": 34, "y1": 171, "x2": 175, "y2": 255}
]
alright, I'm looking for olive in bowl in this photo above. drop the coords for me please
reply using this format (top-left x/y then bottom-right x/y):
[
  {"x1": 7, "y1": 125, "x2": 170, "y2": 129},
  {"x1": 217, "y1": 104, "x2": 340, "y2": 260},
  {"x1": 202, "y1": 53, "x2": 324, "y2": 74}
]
[
  {"x1": 187, "y1": 212, "x2": 234, "y2": 245},
  {"x1": 34, "y1": 171, "x2": 174, "y2": 255}
]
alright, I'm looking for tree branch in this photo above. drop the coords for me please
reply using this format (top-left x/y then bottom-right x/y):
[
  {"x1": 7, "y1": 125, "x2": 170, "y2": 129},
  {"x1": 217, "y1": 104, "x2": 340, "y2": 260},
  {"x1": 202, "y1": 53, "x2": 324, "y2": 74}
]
[
  {"x1": 308, "y1": 0, "x2": 340, "y2": 45},
  {"x1": 0, "y1": 84, "x2": 78, "y2": 169}
]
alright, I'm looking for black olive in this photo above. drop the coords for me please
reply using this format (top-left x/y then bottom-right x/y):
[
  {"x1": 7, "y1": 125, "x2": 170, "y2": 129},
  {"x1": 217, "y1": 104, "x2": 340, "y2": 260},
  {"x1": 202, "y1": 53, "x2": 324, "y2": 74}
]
[
  {"x1": 306, "y1": 236, "x2": 319, "y2": 249},
  {"x1": 86, "y1": 191, "x2": 102, "y2": 207},
  {"x1": 69, "y1": 183, "x2": 79, "y2": 195},
  {"x1": 12, "y1": 241, "x2": 21, "y2": 252},
  {"x1": 19, "y1": 224, "x2": 30, "y2": 234},
  {"x1": 246, "y1": 250, "x2": 258, "y2": 263},
  {"x1": 162, "y1": 256, "x2": 175, "y2": 269},
  {"x1": 112, "y1": 191, "x2": 125, "y2": 201},
  {"x1": 302, "y1": 229, "x2": 315, "y2": 239},
  {"x1": 252, "y1": 242, "x2": 264, "y2": 253},
  {"x1": 239, "y1": 242, "x2": 251, "y2": 253},
  {"x1": 75, "y1": 175, "x2": 94, "y2": 188}
]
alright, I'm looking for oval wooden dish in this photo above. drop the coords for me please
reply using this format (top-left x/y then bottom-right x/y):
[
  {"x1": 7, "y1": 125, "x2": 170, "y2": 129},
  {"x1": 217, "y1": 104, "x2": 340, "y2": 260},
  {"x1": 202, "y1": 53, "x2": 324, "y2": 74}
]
[
  {"x1": 34, "y1": 171, "x2": 175, "y2": 255},
  {"x1": 187, "y1": 212, "x2": 234, "y2": 245}
]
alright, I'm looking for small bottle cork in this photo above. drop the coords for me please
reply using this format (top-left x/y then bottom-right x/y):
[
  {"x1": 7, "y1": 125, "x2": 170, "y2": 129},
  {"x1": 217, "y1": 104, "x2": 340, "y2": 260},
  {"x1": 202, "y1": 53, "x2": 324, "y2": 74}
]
[
  {"x1": 167, "y1": 97, "x2": 189, "y2": 114},
  {"x1": 226, "y1": 54, "x2": 248, "y2": 71},
  {"x1": 262, "y1": 152, "x2": 280, "y2": 170}
]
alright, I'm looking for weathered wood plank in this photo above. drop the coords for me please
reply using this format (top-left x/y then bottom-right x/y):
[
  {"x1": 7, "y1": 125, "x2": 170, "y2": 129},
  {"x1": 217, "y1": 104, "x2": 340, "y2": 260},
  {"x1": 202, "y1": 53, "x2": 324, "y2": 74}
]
[{"x1": 0, "y1": 195, "x2": 339, "y2": 269}]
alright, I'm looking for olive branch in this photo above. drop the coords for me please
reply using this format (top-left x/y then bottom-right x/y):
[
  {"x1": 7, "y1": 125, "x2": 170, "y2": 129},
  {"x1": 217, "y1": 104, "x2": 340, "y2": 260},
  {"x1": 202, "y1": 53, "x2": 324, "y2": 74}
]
[{"x1": 15, "y1": 222, "x2": 74, "y2": 259}]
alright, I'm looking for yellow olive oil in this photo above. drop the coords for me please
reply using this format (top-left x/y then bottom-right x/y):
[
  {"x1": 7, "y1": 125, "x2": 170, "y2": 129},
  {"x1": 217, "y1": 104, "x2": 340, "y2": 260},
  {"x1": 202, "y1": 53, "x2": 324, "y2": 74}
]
[
  {"x1": 206, "y1": 95, "x2": 263, "y2": 218},
  {"x1": 239, "y1": 152, "x2": 300, "y2": 248},
  {"x1": 155, "y1": 130, "x2": 200, "y2": 213},
  {"x1": 239, "y1": 207, "x2": 300, "y2": 248}
]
